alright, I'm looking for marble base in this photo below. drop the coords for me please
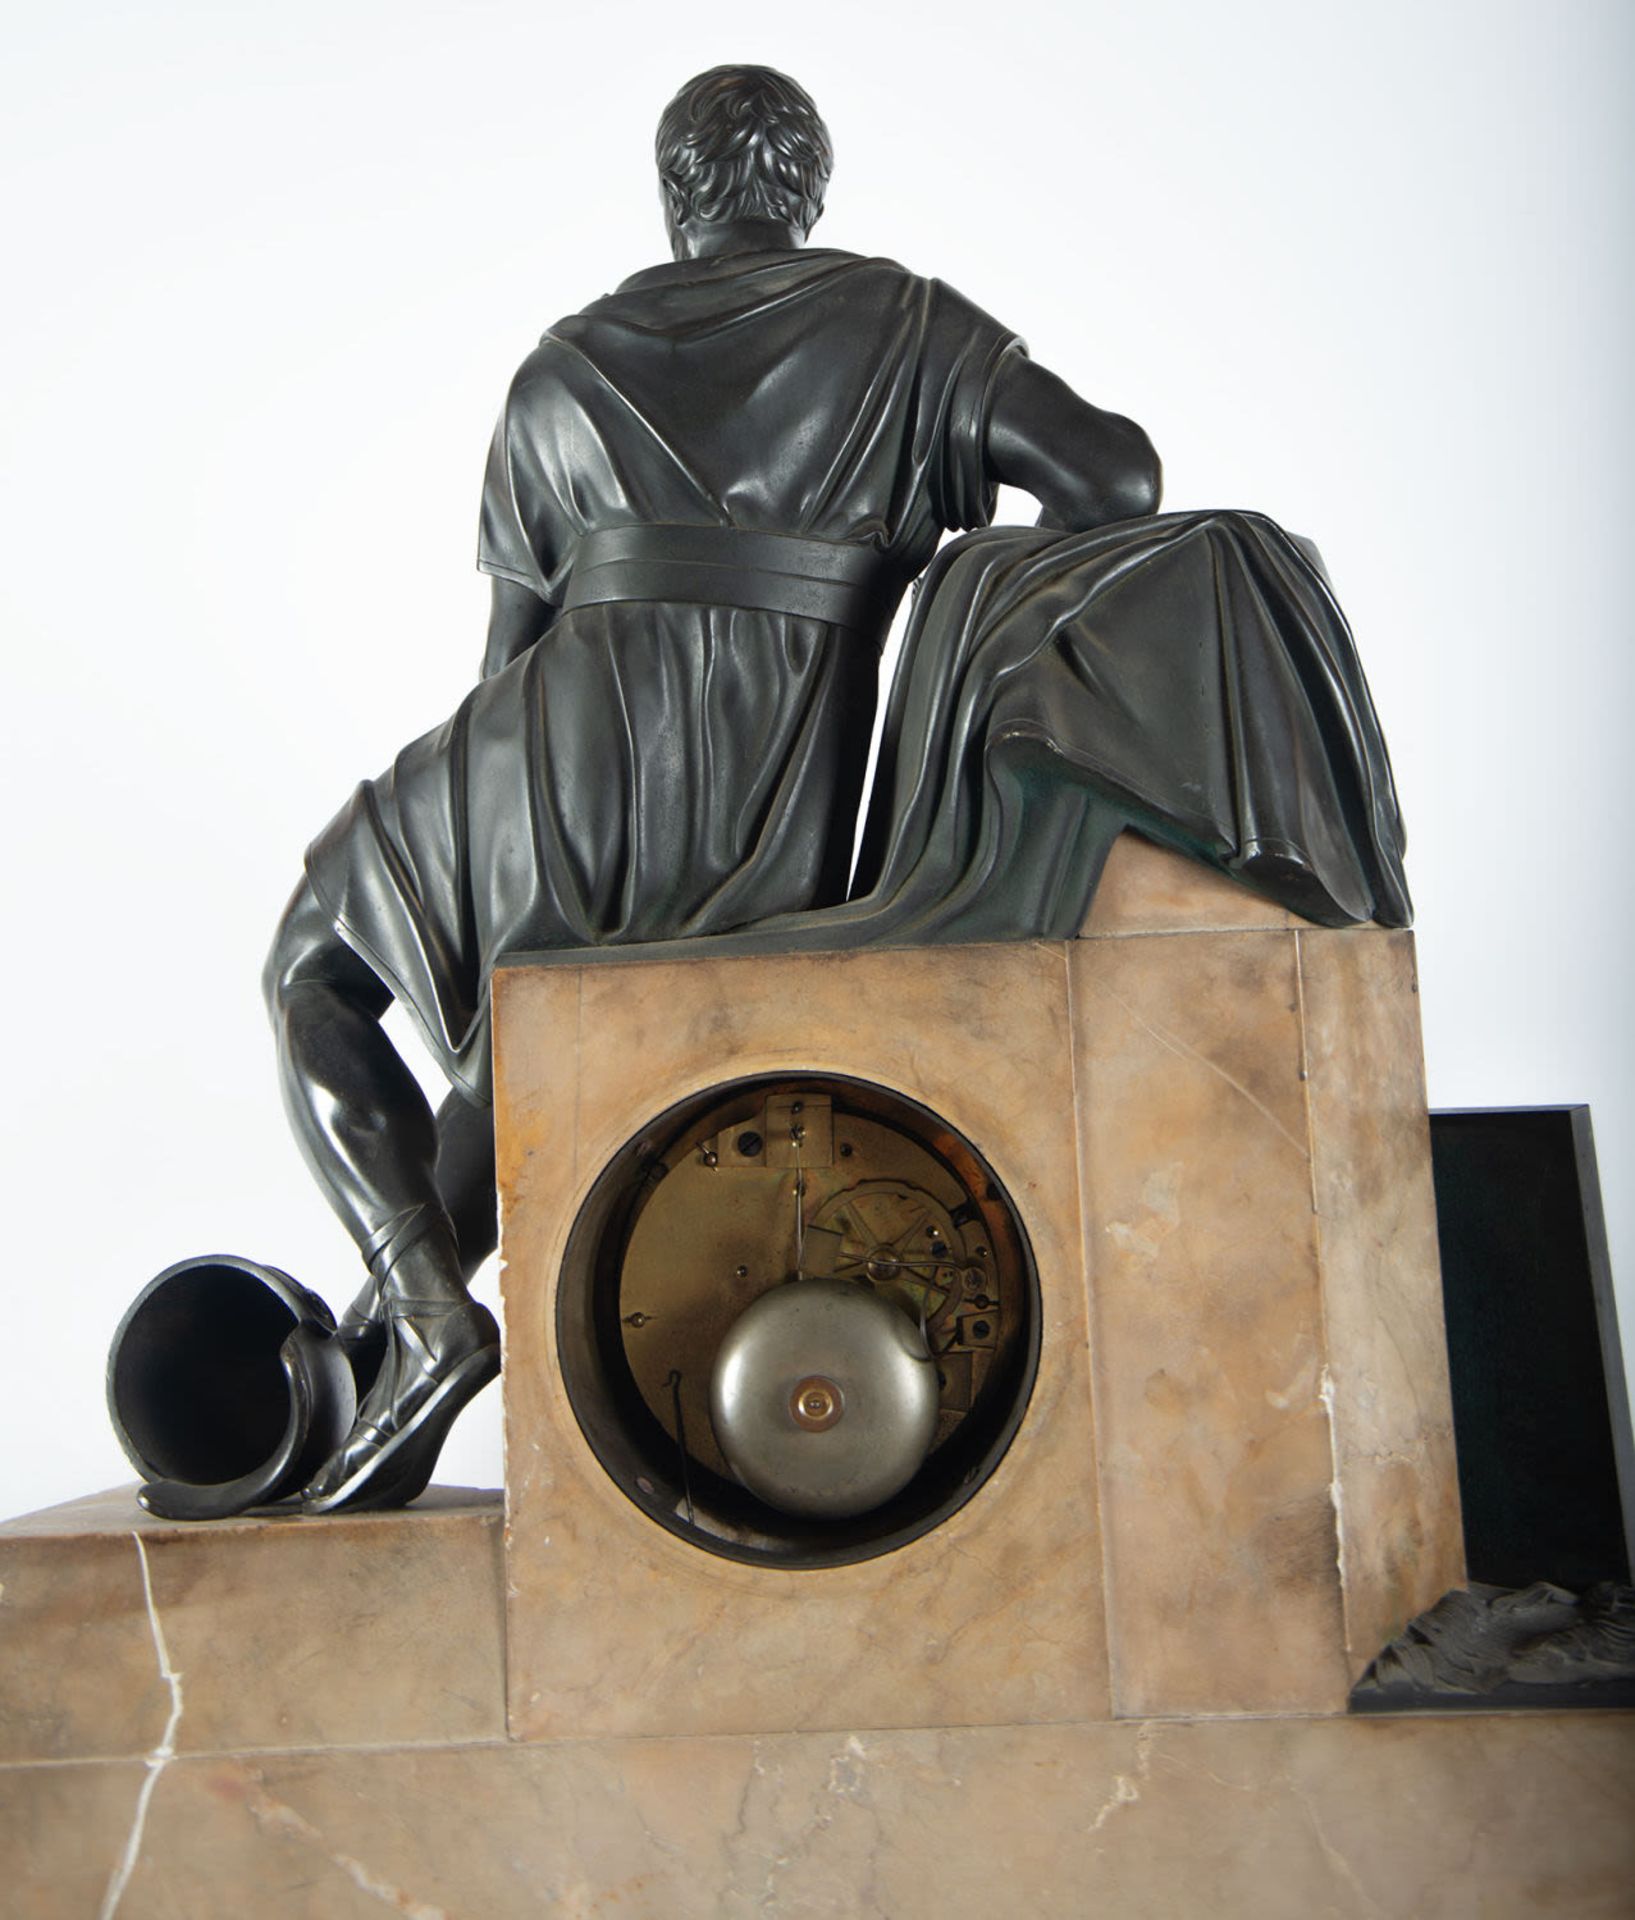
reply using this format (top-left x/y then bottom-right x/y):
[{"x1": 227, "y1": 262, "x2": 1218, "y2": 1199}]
[
  {"x1": 0, "y1": 1473, "x2": 1622, "y2": 1917},
  {"x1": 491, "y1": 835, "x2": 1463, "y2": 1734},
  {"x1": 0, "y1": 1487, "x2": 504, "y2": 1764},
  {"x1": 3, "y1": 840, "x2": 1507, "y2": 1912},
  {"x1": 2, "y1": 1624, "x2": 1629, "y2": 1920}
]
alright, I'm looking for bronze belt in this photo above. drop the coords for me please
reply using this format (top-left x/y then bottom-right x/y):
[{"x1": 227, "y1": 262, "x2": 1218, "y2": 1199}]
[{"x1": 561, "y1": 525, "x2": 904, "y2": 638}]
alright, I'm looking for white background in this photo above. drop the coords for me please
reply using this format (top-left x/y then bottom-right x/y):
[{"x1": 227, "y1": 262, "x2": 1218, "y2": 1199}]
[{"x1": 1, "y1": 0, "x2": 1629, "y2": 1520}]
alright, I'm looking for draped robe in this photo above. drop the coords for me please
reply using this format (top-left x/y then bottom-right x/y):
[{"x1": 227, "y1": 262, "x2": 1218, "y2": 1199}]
[{"x1": 304, "y1": 248, "x2": 1408, "y2": 1102}]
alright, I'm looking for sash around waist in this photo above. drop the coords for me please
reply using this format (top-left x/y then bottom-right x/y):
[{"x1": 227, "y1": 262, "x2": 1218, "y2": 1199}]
[{"x1": 560, "y1": 525, "x2": 907, "y2": 639}]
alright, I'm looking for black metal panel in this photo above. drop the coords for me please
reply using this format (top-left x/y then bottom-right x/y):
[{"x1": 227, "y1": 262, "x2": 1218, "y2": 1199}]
[{"x1": 1430, "y1": 1106, "x2": 1633, "y2": 1588}]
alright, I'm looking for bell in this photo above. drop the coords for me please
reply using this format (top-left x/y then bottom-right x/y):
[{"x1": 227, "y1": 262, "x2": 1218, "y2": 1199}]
[{"x1": 709, "y1": 1277, "x2": 938, "y2": 1519}]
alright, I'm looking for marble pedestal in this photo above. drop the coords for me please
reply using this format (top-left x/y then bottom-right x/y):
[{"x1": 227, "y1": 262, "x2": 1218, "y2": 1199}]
[
  {"x1": 4, "y1": 1501, "x2": 1630, "y2": 1913},
  {"x1": 490, "y1": 836, "x2": 1464, "y2": 1738},
  {"x1": 1, "y1": 1516, "x2": 1630, "y2": 1920},
  {"x1": 14, "y1": 839, "x2": 1600, "y2": 1918}
]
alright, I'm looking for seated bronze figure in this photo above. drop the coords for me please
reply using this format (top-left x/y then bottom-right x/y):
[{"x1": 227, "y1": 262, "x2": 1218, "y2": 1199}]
[{"x1": 259, "y1": 65, "x2": 1407, "y2": 1514}]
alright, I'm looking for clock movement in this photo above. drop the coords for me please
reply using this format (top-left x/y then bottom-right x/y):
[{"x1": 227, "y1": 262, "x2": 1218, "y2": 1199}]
[{"x1": 556, "y1": 1072, "x2": 1038, "y2": 1567}]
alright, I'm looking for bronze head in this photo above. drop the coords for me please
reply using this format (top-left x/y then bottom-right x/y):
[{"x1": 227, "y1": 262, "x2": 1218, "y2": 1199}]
[{"x1": 656, "y1": 67, "x2": 832, "y2": 255}]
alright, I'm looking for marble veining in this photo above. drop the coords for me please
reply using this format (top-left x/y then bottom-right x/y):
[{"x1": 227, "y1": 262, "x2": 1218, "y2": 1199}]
[{"x1": 98, "y1": 1535, "x2": 183, "y2": 1920}]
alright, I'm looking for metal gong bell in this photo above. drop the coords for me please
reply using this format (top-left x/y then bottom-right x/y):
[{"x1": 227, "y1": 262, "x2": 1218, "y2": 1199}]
[{"x1": 709, "y1": 1277, "x2": 939, "y2": 1519}]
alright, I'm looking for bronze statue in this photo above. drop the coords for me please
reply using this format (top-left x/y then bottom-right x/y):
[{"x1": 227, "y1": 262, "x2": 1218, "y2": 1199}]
[{"x1": 255, "y1": 65, "x2": 1407, "y2": 1514}]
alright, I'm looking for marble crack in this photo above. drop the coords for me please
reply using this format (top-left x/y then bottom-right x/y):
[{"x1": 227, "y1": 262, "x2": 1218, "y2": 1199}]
[
  {"x1": 1317, "y1": 1367, "x2": 1350, "y2": 1613},
  {"x1": 757, "y1": 1736, "x2": 884, "y2": 1915},
  {"x1": 1087, "y1": 1721, "x2": 1158, "y2": 1836},
  {"x1": 824, "y1": 1732, "x2": 870, "y2": 1803},
  {"x1": 1354, "y1": 1441, "x2": 1433, "y2": 1471},
  {"x1": 242, "y1": 1776, "x2": 451, "y2": 1919},
  {"x1": 1282, "y1": 1766, "x2": 1392, "y2": 1917},
  {"x1": 1094, "y1": 982, "x2": 1309, "y2": 1158},
  {"x1": 608, "y1": 1761, "x2": 686, "y2": 1864},
  {"x1": 718, "y1": 1739, "x2": 776, "y2": 1908},
  {"x1": 99, "y1": 1534, "x2": 185, "y2": 1920},
  {"x1": 1376, "y1": 1315, "x2": 1429, "y2": 1421}
]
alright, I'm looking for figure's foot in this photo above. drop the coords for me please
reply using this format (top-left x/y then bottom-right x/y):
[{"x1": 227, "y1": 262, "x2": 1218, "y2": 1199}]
[
  {"x1": 332, "y1": 1275, "x2": 388, "y2": 1393},
  {"x1": 300, "y1": 1297, "x2": 500, "y2": 1515}
]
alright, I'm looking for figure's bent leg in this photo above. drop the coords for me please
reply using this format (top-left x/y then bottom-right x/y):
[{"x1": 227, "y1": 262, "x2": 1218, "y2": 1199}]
[
  {"x1": 263, "y1": 879, "x2": 500, "y2": 1512},
  {"x1": 435, "y1": 1089, "x2": 500, "y2": 1280},
  {"x1": 264, "y1": 879, "x2": 456, "y2": 1289}
]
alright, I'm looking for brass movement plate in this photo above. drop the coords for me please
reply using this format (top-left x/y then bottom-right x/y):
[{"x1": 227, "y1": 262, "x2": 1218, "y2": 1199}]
[{"x1": 617, "y1": 1085, "x2": 1023, "y2": 1485}]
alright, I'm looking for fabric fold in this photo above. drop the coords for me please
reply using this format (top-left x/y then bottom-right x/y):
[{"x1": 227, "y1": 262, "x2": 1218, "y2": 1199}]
[{"x1": 842, "y1": 509, "x2": 1410, "y2": 942}]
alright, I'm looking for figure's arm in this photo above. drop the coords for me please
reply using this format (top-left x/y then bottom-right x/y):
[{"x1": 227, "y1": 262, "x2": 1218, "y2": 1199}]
[
  {"x1": 985, "y1": 355, "x2": 1162, "y2": 532},
  {"x1": 482, "y1": 576, "x2": 557, "y2": 679}
]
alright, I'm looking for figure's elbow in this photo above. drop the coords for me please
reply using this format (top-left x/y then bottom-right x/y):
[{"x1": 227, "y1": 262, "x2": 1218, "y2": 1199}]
[
  {"x1": 1101, "y1": 418, "x2": 1163, "y2": 522},
  {"x1": 1039, "y1": 424, "x2": 1161, "y2": 532},
  {"x1": 985, "y1": 357, "x2": 1162, "y2": 531}
]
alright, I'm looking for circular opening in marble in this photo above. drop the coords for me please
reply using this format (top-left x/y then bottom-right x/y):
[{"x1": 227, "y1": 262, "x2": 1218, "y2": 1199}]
[{"x1": 556, "y1": 1072, "x2": 1040, "y2": 1568}]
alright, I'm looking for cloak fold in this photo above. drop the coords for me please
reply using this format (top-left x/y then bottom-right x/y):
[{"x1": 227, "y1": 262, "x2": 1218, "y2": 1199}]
[{"x1": 839, "y1": 508, "x2": 1410, "y2": 941}]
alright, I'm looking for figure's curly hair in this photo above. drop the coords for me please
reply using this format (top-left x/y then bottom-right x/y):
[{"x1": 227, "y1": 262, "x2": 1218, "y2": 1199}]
[{"x1": 656, "y1": 67, "x2": 831, "y2": 238}]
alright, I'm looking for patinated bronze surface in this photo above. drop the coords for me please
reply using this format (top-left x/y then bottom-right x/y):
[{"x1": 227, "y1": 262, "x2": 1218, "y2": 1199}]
[
  {"x1": 1352, "y1": 1580, "x2": 1635, "y2": 1712},
  {"x1": 120, "y1": 65, "x2": 1409, "y2": 1517}
]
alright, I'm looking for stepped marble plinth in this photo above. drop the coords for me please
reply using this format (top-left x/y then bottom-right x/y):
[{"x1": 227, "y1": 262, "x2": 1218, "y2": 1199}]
[
  {"x1": 0, "y1": 1487, "x2": 504, "y2": 1765},
  {"x1": 4, "y1": 838, "x2": 1551, "y2": 1919},
  {"x1": 0, "y1": 1555, "x2": 1627, "y2": 1920}
]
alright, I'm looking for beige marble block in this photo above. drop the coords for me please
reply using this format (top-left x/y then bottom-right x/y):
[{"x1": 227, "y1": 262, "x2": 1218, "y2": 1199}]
[
  {"x1": 1070, "y1": 929, "x2": 1349, "y2": 1714},
  {"x1": 1072, "y1": 908, "x2": 1462, "y2": 1716},
  {"x1": 1081, "y1": 831, "x2": 1300, "y2": 936},
  {"x1": 495, "y1": 867, "x2": 1463, "y2": 1733},
  {"x1": 9, "y1": 1713, "x2": 1632, "y2": 1919},
  {"x1": 492, "y1": 942, "x2": 1112, "y2": 1742},
  {"x1": 0, "y1": 1487, "x2": 505, "y2": 1763},
  {"x1": 1301, "y1": 930, "x2": 1465, "y2": 1671}
]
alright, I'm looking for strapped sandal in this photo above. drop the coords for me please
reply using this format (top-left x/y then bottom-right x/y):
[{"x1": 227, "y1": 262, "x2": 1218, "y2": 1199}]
[{"x1": 301, "y1": 1297, "x2": 500, "y2": 1515}]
